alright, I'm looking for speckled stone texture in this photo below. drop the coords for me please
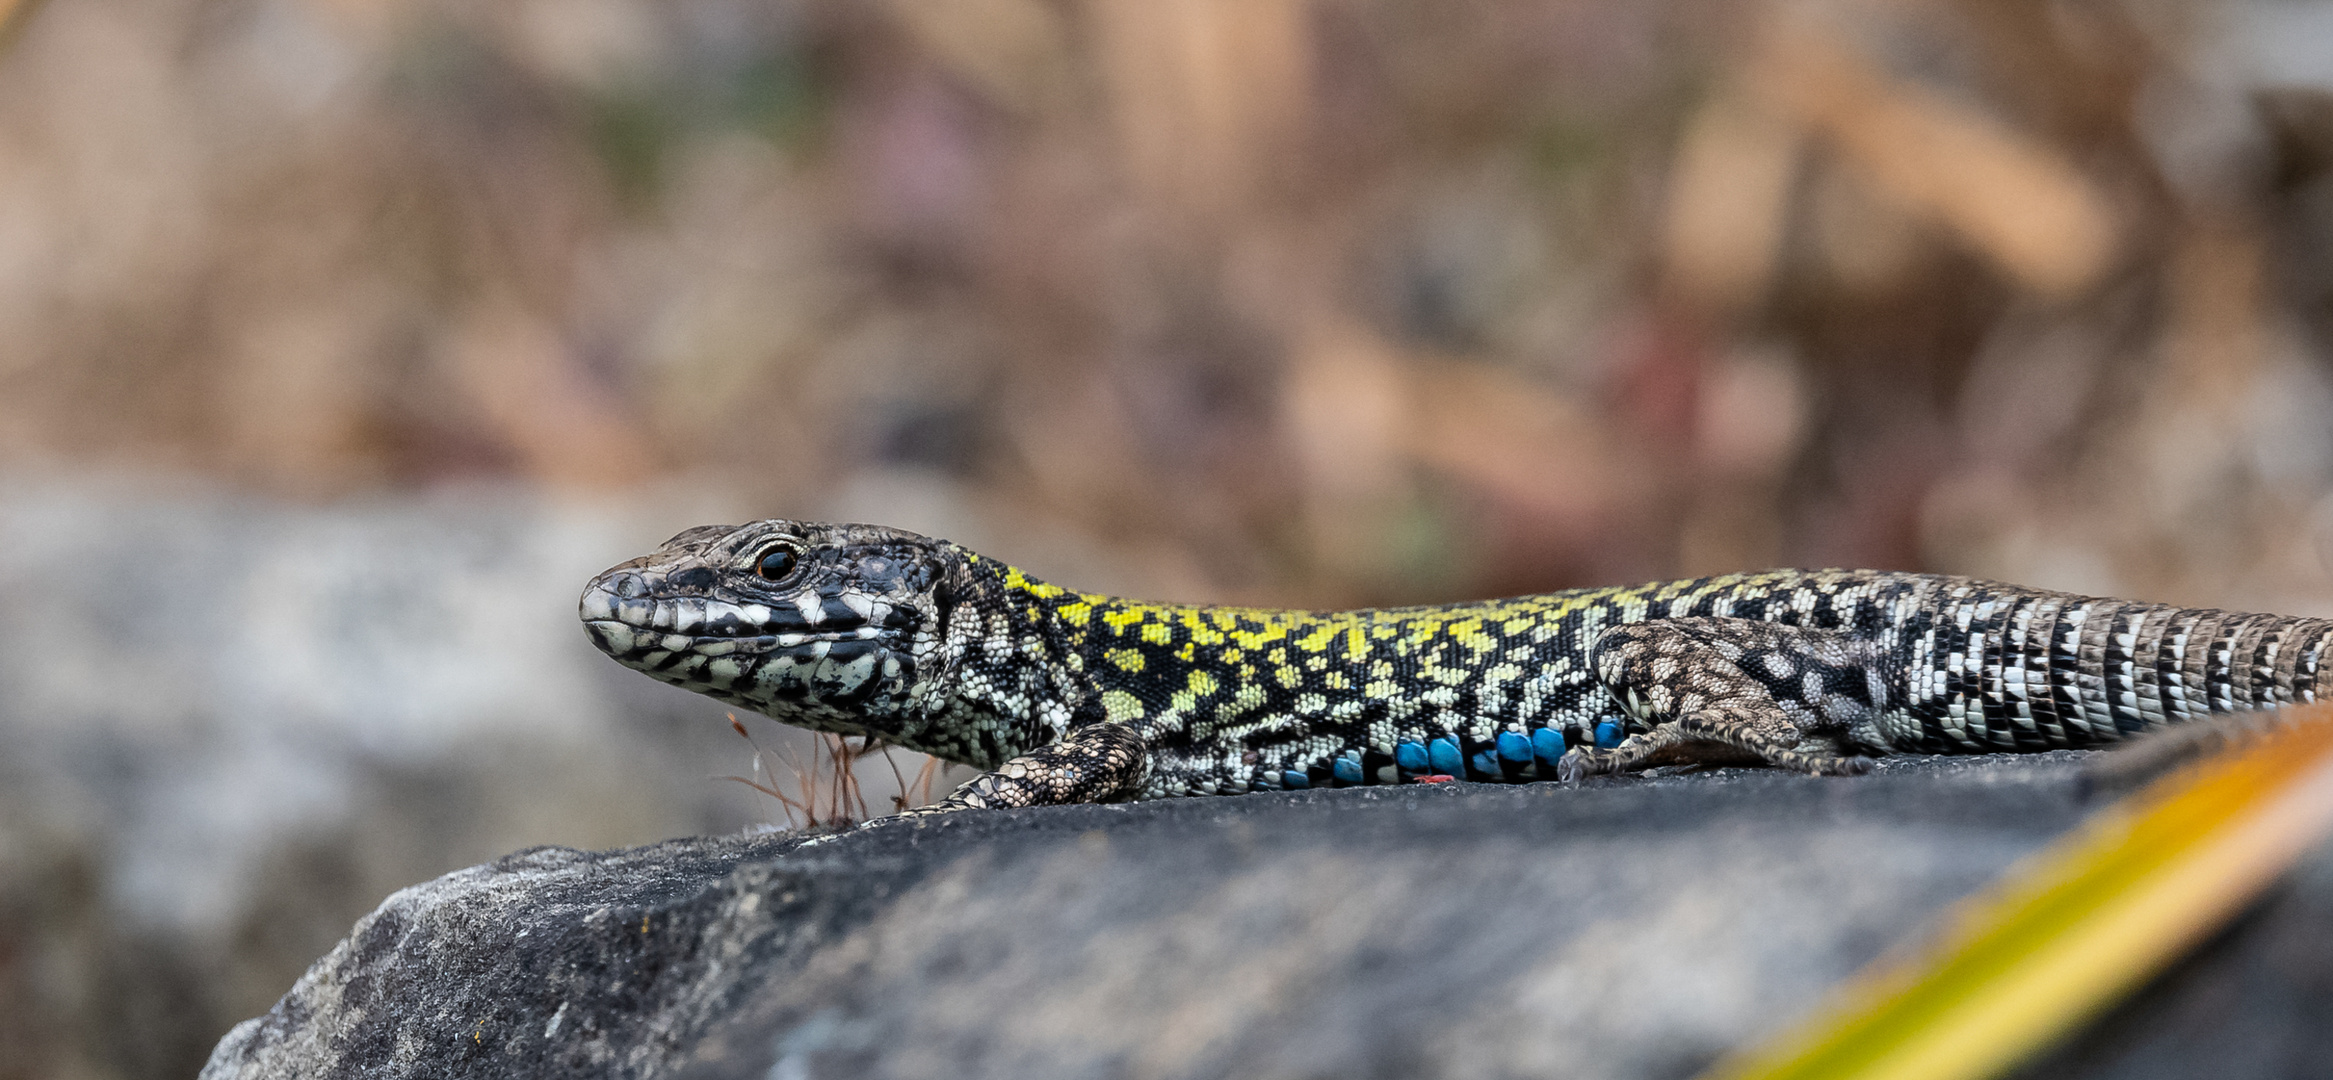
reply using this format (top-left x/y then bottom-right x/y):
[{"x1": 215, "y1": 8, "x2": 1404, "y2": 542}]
[{"x1": 200, "y1": 753, "x2": 2333, "y2": 1080}]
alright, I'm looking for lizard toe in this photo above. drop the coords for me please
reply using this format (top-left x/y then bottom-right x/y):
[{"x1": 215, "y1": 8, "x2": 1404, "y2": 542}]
[{"x1": 1554, "y1": 748, "x2": 1604, "y2": 783}]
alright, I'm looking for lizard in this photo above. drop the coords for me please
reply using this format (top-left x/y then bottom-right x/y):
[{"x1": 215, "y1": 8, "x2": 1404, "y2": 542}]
[{"x1": 579, "y1": 519, "x2": 2333, "y2": 816}]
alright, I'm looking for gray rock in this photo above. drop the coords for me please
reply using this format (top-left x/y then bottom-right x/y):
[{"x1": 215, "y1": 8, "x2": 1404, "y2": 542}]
[{"x1": 206, "y1": 753, "x2": 2208, "y2": 1080}]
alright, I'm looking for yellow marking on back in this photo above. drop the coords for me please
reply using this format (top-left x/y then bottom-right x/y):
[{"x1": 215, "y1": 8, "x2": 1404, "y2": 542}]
[
  {"x1": 1104, "y1": 609, "x2": 1148, "y2": 632},
  {"x1": 1163, "y1": 608, "x2": 1227, "y2": 646},
  {"x1": 1003, "y1": 566, "x2": 1066, "y2": 599},
  {"x1": 1015, "y1": 573, "x2": 1859, "y2": 718},
  {"x1": 1447, "y1": 618, "x2": 1495, "y2": 652},
  {"x1": 1231, "y1": 629, "x2": 1278, "y2": 650}
]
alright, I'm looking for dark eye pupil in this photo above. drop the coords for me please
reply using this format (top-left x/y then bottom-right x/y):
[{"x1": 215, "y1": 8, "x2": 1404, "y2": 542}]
[{"x1": 756, "y1": 549, "x2": 797, "y2": 580}]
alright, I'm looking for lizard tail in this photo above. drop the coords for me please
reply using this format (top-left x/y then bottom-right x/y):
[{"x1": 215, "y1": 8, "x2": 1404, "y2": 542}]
[
  {"x1": 2141, "y1": 607, "x2": 2333, "y2": 723},
  {"x1": 1920, "y1": 593, "x2": 2333, "y2": 749}
]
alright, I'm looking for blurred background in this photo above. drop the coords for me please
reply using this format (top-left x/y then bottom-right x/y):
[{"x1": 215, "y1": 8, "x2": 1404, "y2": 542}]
[{"x1": 3, "y1": 0, "x2": 2333, "y2": 1075}]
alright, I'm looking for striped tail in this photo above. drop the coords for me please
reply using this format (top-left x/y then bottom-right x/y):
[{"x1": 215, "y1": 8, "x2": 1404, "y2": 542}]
[{"x1": 1910, "y1": 591, "x2": 2333, "y2": 752}]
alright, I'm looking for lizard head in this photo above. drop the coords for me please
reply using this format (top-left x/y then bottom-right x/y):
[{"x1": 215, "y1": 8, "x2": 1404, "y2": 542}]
[{"x1": 579, "y1": 520, "x2": 958, "y2": 735}]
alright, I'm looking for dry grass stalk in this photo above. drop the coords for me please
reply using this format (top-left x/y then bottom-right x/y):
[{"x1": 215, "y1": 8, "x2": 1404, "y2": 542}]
[{"x1": 718, "y1": 714, "x2": 944, "y2": 829}]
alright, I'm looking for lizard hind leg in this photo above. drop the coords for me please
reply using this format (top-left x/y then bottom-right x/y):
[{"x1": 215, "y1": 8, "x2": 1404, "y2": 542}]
[{"x1": 1558, "y1": 618, "x2": 1892, "y2": 780}]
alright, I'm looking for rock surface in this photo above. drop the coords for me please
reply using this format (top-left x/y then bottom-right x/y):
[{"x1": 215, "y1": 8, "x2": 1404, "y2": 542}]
[{"x1": 199, "y1": 751, "x2": 2322, "y2": 1080}]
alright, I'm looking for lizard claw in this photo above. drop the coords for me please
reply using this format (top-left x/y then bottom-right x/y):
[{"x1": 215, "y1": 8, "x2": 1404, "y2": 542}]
[
  {"x1": 1554, "y1": 748, "x2": 1605, "y2": 783},
  {"x1": 1824, "y1": 755, "x2": 1874, "y2": 777}
]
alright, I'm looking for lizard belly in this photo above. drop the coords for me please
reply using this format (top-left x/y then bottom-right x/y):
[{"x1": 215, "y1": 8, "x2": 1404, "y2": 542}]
[{"x1": 1127, "y1": 664, "x2": 1617, "y2": 797}]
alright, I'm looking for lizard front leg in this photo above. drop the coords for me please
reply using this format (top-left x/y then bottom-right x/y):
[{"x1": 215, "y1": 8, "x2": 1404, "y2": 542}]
[
  {"x1": 1559, "y1": 617, "x2": 1891, "y2": 779},
  {"x1": 893, "y1": 720, "x2": 1149, "y2": 818}
]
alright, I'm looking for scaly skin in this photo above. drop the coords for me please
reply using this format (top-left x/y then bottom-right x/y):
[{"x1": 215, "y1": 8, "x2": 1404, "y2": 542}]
[{"x1": 580, "y1": 520, "x2": 2333, "y2": 816}]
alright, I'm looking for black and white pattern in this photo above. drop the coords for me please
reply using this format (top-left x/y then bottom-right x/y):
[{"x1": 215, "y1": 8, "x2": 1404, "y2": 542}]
[{"x1": 581, "y1": 520, "x2": 2333, "y2": 817}]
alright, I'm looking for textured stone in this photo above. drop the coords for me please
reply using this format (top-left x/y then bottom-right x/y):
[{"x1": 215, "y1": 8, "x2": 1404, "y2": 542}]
[{"x1": 199, "y1": 752, "x2": 2225, "y2": 1080}]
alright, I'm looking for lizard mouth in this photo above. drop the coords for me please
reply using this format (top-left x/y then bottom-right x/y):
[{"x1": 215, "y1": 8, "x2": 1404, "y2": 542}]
[
  {"x1": 576, "y1": 571, "x2": 919, "y2": 698},
  {"x1": 580, "y1": 618, "x2": 886, "y2": 662},
  {"x1": 578, "y1": 571, "x2": 909, "y2": 636}
]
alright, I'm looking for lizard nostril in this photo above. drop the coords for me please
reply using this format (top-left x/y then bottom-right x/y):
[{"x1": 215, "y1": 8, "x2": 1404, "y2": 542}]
[
  {"x1": 668, "y1": 566, "x2": 717, "y2": 590},
  {"x1": 611, "y1": 572, "x2": 647, "y2": 599}
]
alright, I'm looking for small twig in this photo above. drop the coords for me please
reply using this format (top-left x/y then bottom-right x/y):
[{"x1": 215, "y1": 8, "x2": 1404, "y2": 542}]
[
  {"x1": 718, "y1": 714, "x2": 814, "y2": 827},
  {"x1": 875, "y1": 743, "x2": 913, "y2": 812},
  {"x1": 822, "y1": 735, "x2": 845, "y2": 823},
  {"x1": 718, "y1": 714, "x2": 943, "y2": 828},
  {"x1": 833, "y1": 735, "x2": 869, "y2": 822},
  {"x1": 768, "y1": 747, "x2": 813, "y2": 826},
  {"x1": 911, "y1": 754, "x2": 939, "y2": 807}
]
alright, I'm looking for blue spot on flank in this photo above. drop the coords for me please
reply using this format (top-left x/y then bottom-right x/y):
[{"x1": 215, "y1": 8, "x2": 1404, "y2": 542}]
[
  {"x1": 1595, "y1": 720, "x2": 1624, "y2": 749},
  {"x1": 1497, "y1": 731, "x2": 1532, "y2": 762},
  {"x1": 1532, "y1": 727, "x2": 1567, "y2": 765},
  {"x1": 1469, "y1": 750, "x2": 1500, "y2": 778},
  {"x1": 1396, "y1": 742, "x2": 1429, "y2": 772},
  {"x1": 1332, "y1": 756, "x2": 1364, "y2": 785},
  {"x1": 1283, "y1": 770, "x2": 1310, "y2": 790},
  {"x1": 1428, "y1": 737, "x2": 1463, "y2": 776}
]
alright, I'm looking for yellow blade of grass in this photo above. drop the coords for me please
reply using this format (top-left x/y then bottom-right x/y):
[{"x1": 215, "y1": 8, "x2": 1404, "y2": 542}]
[{"x1": 1703, "y1": 703, "x2": 2333, "y2": 1080}]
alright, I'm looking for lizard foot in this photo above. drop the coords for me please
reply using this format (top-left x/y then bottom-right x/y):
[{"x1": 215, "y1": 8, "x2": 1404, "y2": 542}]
[{"x1": 861, "y1": 721, "x2": 1148, "y2": 824}]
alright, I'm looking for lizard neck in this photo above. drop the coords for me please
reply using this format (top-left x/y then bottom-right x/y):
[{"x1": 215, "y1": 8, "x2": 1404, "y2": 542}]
[
  {"x1": 928, "y1": 550, "x2": 1130, "y2": 765},
  {"x1": 941, "y1": 551, "x2": 1225, "y2": 725}
]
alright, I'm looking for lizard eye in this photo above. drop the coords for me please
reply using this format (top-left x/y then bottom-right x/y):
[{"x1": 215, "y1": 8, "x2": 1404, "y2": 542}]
[{"x1": 754, "y1": 544, "x2": 800, "y2": 582}]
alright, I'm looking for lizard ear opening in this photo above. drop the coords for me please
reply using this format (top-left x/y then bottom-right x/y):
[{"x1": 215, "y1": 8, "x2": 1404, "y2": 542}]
[{"x1": 755, "y1": 544, "x2": 801, "y2": 582}]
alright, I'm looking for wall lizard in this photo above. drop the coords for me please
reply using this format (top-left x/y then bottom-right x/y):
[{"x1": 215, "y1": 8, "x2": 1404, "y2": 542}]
[{"x1": 580, "y1": 520, "x2": 2333, "y2": 815}]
